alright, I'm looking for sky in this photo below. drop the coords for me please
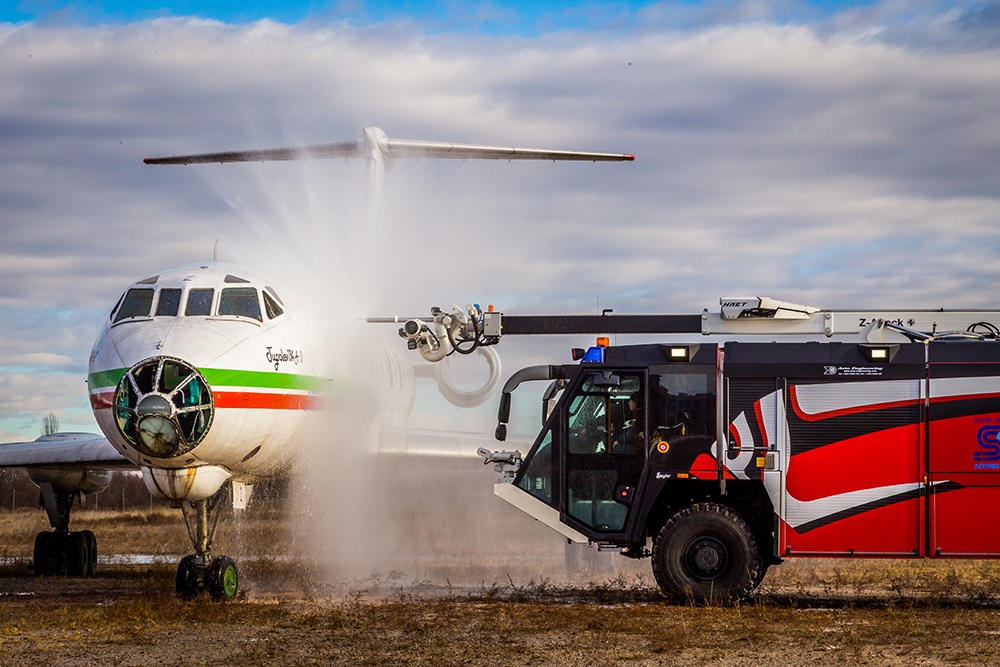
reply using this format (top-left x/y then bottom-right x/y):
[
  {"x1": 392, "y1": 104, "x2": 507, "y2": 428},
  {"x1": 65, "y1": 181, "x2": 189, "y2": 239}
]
[{"x1": 1, "y1": 0, "x2": 999, "y2": 442}]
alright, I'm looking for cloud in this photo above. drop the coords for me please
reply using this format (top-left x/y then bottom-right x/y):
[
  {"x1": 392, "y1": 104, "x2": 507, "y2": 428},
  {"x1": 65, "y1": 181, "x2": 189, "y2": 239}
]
[{"x1": 0, "y1": 14, "x2": 998, "y2": 437}]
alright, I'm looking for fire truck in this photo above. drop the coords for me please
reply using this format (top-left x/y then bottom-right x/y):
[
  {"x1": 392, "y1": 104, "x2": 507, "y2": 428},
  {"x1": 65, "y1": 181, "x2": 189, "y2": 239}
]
[{"x1": 394, "y1": 297, "x2": 1000, "y2": 601}]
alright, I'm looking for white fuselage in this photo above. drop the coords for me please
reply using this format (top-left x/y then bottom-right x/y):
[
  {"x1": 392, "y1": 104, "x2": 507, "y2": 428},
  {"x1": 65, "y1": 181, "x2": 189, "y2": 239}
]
[{"x1": 87, "y1": 263, "x2": 414, "y2": 499}]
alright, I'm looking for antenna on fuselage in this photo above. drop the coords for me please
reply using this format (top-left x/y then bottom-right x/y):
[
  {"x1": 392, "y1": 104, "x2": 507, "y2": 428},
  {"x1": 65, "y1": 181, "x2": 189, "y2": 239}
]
[{"x1": 213, "y1": 238, "x2": 219, "y2": 264}]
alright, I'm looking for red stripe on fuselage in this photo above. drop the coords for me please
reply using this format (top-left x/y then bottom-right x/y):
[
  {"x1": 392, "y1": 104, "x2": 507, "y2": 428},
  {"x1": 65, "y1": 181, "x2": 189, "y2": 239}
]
[
  {"x1": 90, "y1": 391, "x2": 318, "y2": 411},
  {"x1": 90, "y1": 392, "x2": 115, "y2": 410},
  {"x1": 212, "y1": 391, "x2": 319, "y2": 410}
]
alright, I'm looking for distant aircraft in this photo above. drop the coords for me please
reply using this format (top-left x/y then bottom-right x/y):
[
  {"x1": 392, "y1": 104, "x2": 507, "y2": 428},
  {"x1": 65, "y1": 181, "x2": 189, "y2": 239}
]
[{"x1": 0, "y1": 128, "x2": 633, "y2": 601}]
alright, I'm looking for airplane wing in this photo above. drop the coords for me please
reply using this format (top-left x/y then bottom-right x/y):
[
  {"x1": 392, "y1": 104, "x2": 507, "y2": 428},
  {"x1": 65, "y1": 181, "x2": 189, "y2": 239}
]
[
  {"x1": 143, "y1": 141, "x2": 365, "y2": 165},
  {"x1": 0, "y1": 432, "x2": 135, "y2": 470},
  {"x1": 378, "y1": 138, "x2": 634, "y2": 162},
  {"x1": 144, "y1": 128, "x2": 634, "y2": 165}
]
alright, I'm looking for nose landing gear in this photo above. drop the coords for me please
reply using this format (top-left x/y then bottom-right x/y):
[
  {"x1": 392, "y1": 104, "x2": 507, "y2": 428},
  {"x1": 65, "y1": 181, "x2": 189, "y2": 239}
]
[{"x1": 174, "y1": 489, "x2": 240, "y2": 602}]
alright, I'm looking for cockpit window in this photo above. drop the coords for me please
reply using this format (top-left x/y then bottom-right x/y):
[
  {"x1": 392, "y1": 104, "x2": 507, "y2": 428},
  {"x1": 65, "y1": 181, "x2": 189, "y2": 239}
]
[
  {"x1": 224, "y1": 274, "x2": 251, "y2": 284},
  {"x1": 218, "y1": 287, "x2": 262, "y2": 321},
  {"x1": 265, "y1": 286, "x2": 283, "y2": 305},
  {"x1": 185, "y1": 288, "x2": 215, "y2": 316},
  {"x1": 155, "y1": 288, "x2": 181, "y2": 316},
  {"x1": 263, "y1": 291, "x2": 284, "y2": 319},
  {"x1": 113, "y1": 288, "x2": 154, "y2": 323},
  {"x1": 109, "y1": 292, "x2": 125, "y2": 320}
]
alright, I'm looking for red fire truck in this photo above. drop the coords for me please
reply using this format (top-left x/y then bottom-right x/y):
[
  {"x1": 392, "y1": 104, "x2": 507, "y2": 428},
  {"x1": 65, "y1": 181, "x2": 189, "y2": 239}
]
[{"x1": 428, "y1": 297, "x2": 1000, "y2": 601}]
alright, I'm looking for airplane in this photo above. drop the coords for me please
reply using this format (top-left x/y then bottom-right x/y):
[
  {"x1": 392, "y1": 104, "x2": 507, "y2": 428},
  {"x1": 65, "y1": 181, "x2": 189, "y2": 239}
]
[{"x1": 0, "y1": 128, "x2": 633, "y2": 601}]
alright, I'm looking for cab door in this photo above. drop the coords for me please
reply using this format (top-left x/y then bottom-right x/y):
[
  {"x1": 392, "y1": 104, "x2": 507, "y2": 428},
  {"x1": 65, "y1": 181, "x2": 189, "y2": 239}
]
[{"x1": 562, "y1": 371, "x2": 645, "y2": 537}]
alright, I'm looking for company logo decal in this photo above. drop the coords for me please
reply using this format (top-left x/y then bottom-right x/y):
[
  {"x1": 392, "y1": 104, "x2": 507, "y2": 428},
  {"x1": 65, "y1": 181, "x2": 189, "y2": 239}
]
[
  {"x1": 975, "y1": 424, "x2": 1000, "y2": 469},
  {"x1": 266, "y1": 347, "x2": 303, "y2": 371},
  {"x1": 656, "y1": 441, "x2": 670, "y2": 454},
  {"x1": 821, "y1": 366, "x2": 883, "y2": 377}
]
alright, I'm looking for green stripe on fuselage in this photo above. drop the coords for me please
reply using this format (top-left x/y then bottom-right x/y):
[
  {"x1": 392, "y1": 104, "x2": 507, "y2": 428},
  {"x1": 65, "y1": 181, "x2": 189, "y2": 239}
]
[
  {"x1": 88, "y1": 367, "x2": 327, "y2": 392},
  {"x1": 87, "y1": 368, "x2": 127, "y2": 390},
  {"x1": 199, "y1": 368, "x2": 328, "y2": 392}
]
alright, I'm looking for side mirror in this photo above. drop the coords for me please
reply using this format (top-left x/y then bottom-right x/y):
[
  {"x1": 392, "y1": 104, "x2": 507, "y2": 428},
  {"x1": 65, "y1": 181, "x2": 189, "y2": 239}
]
[
  {"x1": 495, "y1": 423, "x2": 507, "y2": 442},
  {"x1": 498, "y1": 393, "x2": 511, "y2": 423}
]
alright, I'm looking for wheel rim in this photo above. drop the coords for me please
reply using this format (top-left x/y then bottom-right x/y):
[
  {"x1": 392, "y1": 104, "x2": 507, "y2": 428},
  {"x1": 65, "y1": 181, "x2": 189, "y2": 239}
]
[
  {"x1": 683, "y1": 536, "x2": 730, "y2": 581},
  {"x1": 222, "y1": 564, "x2": 237, "y2": 598}
]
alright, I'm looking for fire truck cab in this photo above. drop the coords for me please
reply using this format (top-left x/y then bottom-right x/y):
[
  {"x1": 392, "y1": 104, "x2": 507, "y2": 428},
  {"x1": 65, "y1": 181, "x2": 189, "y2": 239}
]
[{"x1": 490, "y1": 337, "x2": 1000, "y2": 601}]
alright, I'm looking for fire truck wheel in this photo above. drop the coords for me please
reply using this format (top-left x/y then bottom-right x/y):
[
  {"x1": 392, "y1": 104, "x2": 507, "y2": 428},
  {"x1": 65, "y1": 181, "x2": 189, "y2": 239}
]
[{"x1": 652, "y1": 503, "x2": 761, "y2": 603}]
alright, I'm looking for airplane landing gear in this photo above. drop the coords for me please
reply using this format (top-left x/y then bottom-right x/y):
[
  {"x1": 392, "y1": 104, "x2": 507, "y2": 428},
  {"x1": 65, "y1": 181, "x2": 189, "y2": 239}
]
[
  {"x1": 175, "y1": 490, "x2": 240, "y2": 601},
  {"x1": 175, "y1": 554, "x2": 239, "y2": 602},
  {"x1": 32, "y1": 529, "x2": 97, "y2": 576},
  {"x1": 32, "y1": 482, "x2": 99, "y2": 577}
]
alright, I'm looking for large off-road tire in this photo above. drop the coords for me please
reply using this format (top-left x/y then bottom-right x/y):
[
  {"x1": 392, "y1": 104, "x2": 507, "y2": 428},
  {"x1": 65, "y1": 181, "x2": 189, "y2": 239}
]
[
  {"x1": 652, "y1": 503, "x2": 762, "y2": 603},
  {"x1": 66, "y1": 531, "x2": 89, "y2": 577},
  {"x1": 176, "y1": 555, "x2": 201, "y2": 600},
  {"x1": 207, "y1": 555, "x2": 239, "y2": 603}
]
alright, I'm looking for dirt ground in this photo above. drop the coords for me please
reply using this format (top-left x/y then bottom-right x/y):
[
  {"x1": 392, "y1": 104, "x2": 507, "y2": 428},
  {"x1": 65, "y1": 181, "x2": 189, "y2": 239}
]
[
  {"x1": 4, "y1": 486, "x2": 1000, "y2": 667},
  {"x1": 2, "y1": 556, "x2": 1000, "y2": 666}
]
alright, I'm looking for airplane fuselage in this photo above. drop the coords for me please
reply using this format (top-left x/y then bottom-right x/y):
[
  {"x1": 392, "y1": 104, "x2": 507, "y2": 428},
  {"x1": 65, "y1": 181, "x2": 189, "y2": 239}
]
[{"x1": 87, "y1": 263, "x2": 332, "y2": 499}]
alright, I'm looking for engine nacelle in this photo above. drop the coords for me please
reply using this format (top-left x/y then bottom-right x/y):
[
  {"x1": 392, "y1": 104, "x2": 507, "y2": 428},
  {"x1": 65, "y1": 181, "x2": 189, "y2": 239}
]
[{"x1": 27, "y1": 468, "x2": 113, "y2": 495}]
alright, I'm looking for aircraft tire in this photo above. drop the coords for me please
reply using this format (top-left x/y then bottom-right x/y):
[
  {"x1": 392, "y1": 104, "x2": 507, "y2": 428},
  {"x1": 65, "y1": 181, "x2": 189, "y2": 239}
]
[
  {"x1": 82, "y1": 530, "x2": 98, "y2": 576},
  {"x1": 66, "y1": 531, "x2": 89, "y2": 577},
  {"x1": 207, "y1": 555, "x2": 238, "y2": 602},
  {"x1": 652, "y1": 503, "x2": 761, "y2": 604},
  {"x1": 176, "y1": 555, "x2": 201, "y2": 600},
  {"x1": 33, "y1": 532, "x2": 51, "y2": 576},
  {"x1": 46, "y1": 532, "x2": 69, "y2": 577}
]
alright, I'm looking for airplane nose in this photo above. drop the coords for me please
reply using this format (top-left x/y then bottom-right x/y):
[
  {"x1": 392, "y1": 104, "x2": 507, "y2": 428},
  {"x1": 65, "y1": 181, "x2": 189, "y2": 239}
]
[{"x1": 114, "y1": 357, "x2": 214, "y2": 459}]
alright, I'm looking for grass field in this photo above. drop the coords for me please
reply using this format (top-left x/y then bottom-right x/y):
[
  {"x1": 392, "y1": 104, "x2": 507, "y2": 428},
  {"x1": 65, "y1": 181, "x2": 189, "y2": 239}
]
[{"x1": 2, "y1": 508, "x2": 1000, "y2": 665}]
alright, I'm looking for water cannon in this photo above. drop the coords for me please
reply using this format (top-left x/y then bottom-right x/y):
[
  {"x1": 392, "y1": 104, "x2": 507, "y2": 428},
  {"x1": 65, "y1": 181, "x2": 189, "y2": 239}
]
[
  {"x1": 398, "y1": 303, "x2": 488, "y2": 363},
  {"x1": 477, "y1": 447, "x2": 522, "y2": 483}
]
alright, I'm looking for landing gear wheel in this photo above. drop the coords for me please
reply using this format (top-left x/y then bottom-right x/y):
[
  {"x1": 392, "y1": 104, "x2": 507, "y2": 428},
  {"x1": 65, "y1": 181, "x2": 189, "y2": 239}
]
[
  {"x1": 176, "y1": 555, "x2": 202, "y2": 600},
  {"x1": 46, "y1": 532, "x2": 68, "y2": 576},
  {"x1": 33, "y1": 532, "x2": 51, "y2": 576},
  {"x1": 82, "y1": 530, "x2": 98, "y2": 576},
  {"x1": 652, "y1": 503, "x2": 761, "y2": 604},
  {"x1": 66, "y1": 531, "x2": 89, "y2": 576},
  {"x1": 207, "y1": 556, "x2": 239, "y2": 602}
]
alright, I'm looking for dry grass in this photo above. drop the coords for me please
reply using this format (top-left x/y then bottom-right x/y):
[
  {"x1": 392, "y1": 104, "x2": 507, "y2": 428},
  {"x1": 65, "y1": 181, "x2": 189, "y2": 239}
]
[
  {"x1": 2, "y1": 563, "x2": 1000, "y2": 666},
  {"x1": 5, "y1": 507, "x2": 1000, "y2": 665},
  {"x1": 0, "y1": 506, "x2": 297, "y2": 561}
]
